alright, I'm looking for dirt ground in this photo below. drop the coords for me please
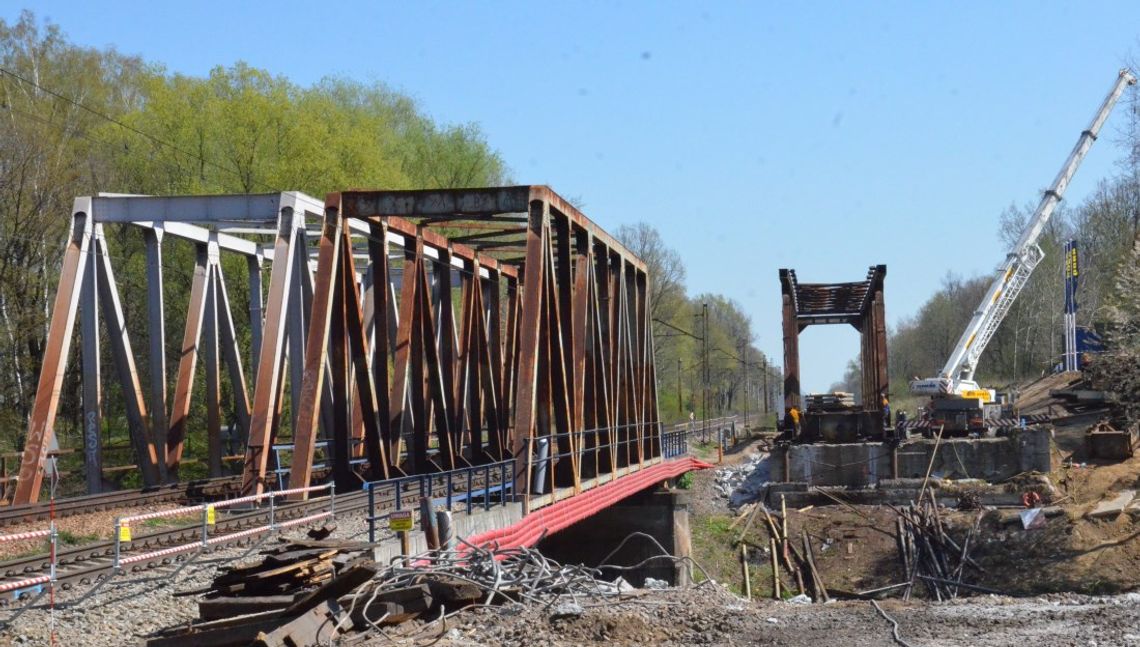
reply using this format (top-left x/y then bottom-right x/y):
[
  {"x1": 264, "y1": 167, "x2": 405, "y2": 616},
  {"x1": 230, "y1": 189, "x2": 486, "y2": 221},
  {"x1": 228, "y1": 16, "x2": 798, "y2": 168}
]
[
  {"x1": 410, "y1": 586, "x2": 1140, "y2": 646},
  {"x1": 689, "y1": 431, "x2": 1140, "y2": 599},
  {"x1": 417, "y1": 429, "x2": 1140, "y2": 646}
]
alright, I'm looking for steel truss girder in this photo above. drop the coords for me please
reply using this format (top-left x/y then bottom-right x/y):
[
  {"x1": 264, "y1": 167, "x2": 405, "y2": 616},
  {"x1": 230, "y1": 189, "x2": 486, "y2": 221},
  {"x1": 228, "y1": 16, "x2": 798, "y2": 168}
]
[
  {"x1": 12, "y1": 193, "x2": 322, "y2": 504},
  {"x1": 275, "y1": 186, "x2": 660, "y2": 502},
  {"x1": 778, "y1": 265, "x2": 889, "y2": 414}
]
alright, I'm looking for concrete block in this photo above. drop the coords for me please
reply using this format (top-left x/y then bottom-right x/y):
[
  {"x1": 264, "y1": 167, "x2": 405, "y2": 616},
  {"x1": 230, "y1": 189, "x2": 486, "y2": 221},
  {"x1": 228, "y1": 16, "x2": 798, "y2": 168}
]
[
  {"x1": 1088, "y1": 490, "x2": 1136, "y2": 519},
  {"x1": 1087, "y1": 430, "x2": 1135, "y2": 460},
  {"x1": 372, "y1": 502, "x2": 524, "y2": 564},
  {"x1": 774, "y1": 428, "x2": 1053, "y2": 488}
]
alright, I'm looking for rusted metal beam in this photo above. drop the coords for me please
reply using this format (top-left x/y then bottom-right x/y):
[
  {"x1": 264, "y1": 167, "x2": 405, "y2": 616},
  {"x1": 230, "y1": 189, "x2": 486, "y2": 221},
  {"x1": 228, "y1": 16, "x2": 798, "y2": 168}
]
[
  {"x1": 15, "y1": 205, "x2": 93, "y2": 504},
  {"x1": 242, "y1": 202, "x2": 305, "y2": 496},
  {"x1": 778, "y1": 264, "x2": 889, "y2": 426},
  {"x1": 781, "y1": 293, "x2": 801, "y2": 415},
  {"x1": 93, "y1": 229, "x2": 160, "y2": 486},
  {"x1": 80, "y1": 226, "x2": 102, "y2": 494},
  {"x1": 144, "y1": 228, "x2": 168, "y2": 475},
  {"x1": 167, "y1": 245, "x2": 210, "y2": 475}
]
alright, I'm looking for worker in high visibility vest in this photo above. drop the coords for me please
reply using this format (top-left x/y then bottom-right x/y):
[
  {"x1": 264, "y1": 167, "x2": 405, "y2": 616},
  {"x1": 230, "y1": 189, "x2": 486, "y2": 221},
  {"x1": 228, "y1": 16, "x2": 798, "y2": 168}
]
[{"x1": 786, "y1": 405, "x2": 801, "y2": 439}]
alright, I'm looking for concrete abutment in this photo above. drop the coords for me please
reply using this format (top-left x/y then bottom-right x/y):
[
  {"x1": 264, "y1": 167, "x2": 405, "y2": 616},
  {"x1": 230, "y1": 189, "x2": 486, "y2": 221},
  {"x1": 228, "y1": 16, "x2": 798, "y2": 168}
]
[{"x1": 537, "y1": 487, "x2": 692, "y2": 586}]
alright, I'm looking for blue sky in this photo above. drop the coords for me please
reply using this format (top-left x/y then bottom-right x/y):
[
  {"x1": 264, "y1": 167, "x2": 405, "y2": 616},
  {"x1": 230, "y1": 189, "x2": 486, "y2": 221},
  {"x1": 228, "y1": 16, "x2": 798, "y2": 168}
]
[{"x1": 10, "y1": 1, "x2": 1140, "y2": 392}]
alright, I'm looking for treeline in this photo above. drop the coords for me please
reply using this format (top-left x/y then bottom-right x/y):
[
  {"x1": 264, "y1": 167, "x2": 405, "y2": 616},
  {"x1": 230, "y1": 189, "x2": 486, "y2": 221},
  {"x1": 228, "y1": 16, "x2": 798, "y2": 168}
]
[
  {"x1": 616, "y1": 223, "x2": 782, "y2": 425},
  {"x1": 0, "y1": 9, "x2": 775, "y2": 468},
  {"x1": 832, "y1": 121, "x2": 1140, "y2": 407},
  {"x1": 0, "y1": 12, "x2": 506, "y2": 451}
]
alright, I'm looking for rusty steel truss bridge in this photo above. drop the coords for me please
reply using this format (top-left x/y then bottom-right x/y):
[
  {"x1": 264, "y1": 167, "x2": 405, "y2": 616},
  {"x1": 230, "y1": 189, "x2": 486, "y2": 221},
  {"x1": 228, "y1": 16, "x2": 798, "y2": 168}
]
[{"x1": 10, "y1": 186, "x2": 662, "y2": 505}]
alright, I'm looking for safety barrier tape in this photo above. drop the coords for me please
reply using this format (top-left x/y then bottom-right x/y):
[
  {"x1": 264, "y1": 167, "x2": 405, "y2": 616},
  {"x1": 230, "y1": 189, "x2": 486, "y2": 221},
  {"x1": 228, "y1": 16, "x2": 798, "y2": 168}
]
[
  {"x1": 120, "y1": 510, "x2": 334, "y2": 565},
  {"x1": 0, "y1": 574, "x2": 51, "y2": 593},
  {"x1": 210, "y1": 483, "x2": 334, "y2": 510},
  {"x1": 118, "y1": 483, "x2": 333, "y2": 531},
  {"x1": 0, "y1": 528, "x2": 51, "y2": 543},
  {"x1": 120, "y1": 505, "x2": 205, "y2": 525},
  {"x1": 202, "y1": 510, "x2": 333, "y2": 547},
  {"x1": 277, "y1": 511, "x2": 333, "y2": 530},
  {"x1": 118, "y1": 539, "x2": 203, "y2": 566}
]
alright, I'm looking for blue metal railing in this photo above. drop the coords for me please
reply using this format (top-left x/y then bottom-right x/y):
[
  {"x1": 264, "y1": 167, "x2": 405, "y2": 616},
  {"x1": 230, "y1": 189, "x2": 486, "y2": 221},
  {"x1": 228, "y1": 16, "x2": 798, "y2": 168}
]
[
  {"x1": 271, "y1": 439, "x2": 368, "y2": 489},
  {"x1": 364, "y1": 459, "x2": 514, "y2": 543},
  {"x1": 360, "y1": 416, "x2": 734, "y2": 544}
]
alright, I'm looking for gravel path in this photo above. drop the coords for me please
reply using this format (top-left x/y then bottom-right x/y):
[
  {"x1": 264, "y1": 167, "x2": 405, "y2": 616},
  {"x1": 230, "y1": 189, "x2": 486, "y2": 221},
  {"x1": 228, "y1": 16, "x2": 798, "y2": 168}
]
[{"x1": 0, "y1": 506, "x2": 374, "y2": 646}]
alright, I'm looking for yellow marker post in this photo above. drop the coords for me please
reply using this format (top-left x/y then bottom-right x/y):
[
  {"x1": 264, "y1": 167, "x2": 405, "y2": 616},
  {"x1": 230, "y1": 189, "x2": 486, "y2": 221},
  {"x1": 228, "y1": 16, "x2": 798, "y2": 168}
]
[{"x1": 390, "y1": 510, "x2": 414, "y2": 563}]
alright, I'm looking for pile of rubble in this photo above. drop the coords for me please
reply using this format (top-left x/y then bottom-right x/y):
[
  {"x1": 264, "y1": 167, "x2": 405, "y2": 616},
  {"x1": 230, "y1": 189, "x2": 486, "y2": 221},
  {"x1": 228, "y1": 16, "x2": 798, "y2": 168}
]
[
  {"x1": 715, "y1": 452, "x2": 771, "y2": 508},
  {"x1": 146, "y1": 531, "x2": 705, "y2": 646}
]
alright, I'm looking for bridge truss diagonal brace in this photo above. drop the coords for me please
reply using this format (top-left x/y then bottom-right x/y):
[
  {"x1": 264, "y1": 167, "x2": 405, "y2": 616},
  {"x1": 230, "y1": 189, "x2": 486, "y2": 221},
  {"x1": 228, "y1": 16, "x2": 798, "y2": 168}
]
[
  {"x1": 277, "y1": 186, "x2": 660, "y2": 509},
  {"x1": 13, "y1": 192, "x2": 322, "y2": 505}
]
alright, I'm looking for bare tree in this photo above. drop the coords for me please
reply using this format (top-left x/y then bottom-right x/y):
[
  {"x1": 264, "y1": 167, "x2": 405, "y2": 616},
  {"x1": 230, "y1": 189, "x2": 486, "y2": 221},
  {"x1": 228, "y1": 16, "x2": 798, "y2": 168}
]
[{"x1": 616, "y1": 222, "x2": 686, "y2": 322}]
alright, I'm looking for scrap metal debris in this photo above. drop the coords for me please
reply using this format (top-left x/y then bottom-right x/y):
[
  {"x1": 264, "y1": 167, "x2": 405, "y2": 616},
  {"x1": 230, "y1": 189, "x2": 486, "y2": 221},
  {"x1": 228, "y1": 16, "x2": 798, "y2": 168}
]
[
  {"x1": 146, "y1": 534, "x2": 712, "y2": 647},
  {"x1": 895, "y1": 495, "x2": 988, "y2": 601}
]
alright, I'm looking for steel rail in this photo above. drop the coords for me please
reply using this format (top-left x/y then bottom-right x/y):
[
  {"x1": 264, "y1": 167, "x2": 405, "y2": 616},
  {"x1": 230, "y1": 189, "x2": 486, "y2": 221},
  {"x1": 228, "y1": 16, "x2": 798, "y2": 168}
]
[
  {"x1": 0, "y1": 472, "x2": 494, "y2": 605},
  {"x1": 0, "y1": 475, "x2": 243, "y2": 528}
]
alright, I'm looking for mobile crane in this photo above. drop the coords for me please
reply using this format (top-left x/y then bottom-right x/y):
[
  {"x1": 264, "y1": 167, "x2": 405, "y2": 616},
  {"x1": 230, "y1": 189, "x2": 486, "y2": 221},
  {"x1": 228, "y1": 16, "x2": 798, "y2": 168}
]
[{"x1": 910, "y1": 69, "x2": 1137, "y2": 433}]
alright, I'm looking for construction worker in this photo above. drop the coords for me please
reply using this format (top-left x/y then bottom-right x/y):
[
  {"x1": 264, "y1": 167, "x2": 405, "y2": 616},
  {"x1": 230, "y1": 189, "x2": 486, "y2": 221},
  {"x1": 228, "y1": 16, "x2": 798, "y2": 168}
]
[
  {"x1": 785, "y1": 405, "x2": 801, "y2": 440},
  {"x1": 881, "y1": 394, "x2": 891, "y2": 429}
]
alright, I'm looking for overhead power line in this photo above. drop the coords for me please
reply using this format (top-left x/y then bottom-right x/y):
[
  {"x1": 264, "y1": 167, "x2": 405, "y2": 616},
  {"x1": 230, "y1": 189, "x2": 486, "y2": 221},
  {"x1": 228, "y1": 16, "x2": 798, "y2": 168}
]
[
  {"x1": 653, "y1": 317, "x2": 771, "y2": 368},
  {"x1": 0, "y1": 66, "x2": 270, "y2": 190}
]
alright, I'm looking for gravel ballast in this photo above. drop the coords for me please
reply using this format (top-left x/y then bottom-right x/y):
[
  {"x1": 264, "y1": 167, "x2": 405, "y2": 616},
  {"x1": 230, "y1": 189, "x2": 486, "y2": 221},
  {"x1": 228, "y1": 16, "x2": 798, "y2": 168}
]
[{"x1": 1, "y1": 506, "x2": 372, "y2": 646}]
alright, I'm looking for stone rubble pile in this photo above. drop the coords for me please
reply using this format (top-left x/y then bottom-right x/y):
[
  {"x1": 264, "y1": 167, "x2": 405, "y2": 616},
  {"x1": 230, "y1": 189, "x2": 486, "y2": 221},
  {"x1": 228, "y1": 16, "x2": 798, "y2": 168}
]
[{"x1": 714, "y1": 452, "x2": 772, "y2": 508}]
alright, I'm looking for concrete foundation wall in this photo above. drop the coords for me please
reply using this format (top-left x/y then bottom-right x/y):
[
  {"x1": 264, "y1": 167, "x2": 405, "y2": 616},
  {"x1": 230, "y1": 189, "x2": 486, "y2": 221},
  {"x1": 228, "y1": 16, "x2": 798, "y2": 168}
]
[
  {"x1": 770, "y1": 427, "x2": 1053, "y2": 487},
  {"x1": 537, "y1": 489, "x2": 691, "y2": 586},
  {"x1": 372, "y1": 502, "x2": 524, "y2": 564}
]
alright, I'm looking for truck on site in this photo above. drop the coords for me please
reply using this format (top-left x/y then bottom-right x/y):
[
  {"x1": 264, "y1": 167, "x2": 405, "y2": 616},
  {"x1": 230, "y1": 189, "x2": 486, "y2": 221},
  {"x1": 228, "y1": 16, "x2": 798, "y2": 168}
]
[{"x1": 909, "y1": 69, "x2": 1137, "y2": 434}]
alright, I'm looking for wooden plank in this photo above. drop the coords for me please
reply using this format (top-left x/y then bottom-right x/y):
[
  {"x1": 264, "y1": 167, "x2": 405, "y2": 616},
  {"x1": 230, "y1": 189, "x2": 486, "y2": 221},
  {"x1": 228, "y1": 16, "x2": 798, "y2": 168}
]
[
  {"x1": 281, "y1": 559, "x2": 379, "y2": 617},
  {"x1": 199, "y1": 595, "x2": 298, "y2": 621}
]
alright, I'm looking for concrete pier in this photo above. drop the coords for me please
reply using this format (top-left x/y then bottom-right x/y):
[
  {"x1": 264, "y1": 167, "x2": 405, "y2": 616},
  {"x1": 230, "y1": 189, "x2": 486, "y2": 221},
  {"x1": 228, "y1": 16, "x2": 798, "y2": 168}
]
[
  {"x1": 769, "y1": 427, "x2": 1053, "y2": 487},
  {"x1": 537, "y1": 488, "x2": 693, "y2": 586}
]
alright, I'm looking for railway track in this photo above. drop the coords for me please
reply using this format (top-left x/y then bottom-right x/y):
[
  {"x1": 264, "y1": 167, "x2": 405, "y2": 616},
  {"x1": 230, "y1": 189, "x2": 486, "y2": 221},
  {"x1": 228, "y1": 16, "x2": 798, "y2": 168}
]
[
  {"x1": 0, "y1": 474, "x2": 496, "y2": 607},
  {"x1": 0, "y1": 476, "x2": 243, "y2": 528},
  {"x1": 0, "y1": 490, "x2": 366, "y2": 605}
]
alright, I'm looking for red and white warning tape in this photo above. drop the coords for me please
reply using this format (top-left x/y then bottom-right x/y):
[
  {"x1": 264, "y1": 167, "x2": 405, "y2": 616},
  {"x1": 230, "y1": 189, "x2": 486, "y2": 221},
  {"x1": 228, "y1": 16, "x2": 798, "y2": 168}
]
[
  {"x1": 0, "y1": 574, "x2": 51, "y2": 594},
  {"x1": 212, "y1": 483, "x2": 334, "y2": 510},
  {"x1": 0, "y1": 528, "x2": 51, "y2": 543},
  {"x1": 120, "y1": 505, "x2": 205, "y2": 526}
]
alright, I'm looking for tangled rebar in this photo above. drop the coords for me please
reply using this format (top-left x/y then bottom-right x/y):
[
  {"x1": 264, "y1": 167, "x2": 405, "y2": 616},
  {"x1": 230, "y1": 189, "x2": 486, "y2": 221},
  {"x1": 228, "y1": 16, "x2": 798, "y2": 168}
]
[{"x1": 336, "y1": 532, "x2": 717, "y2": 645}]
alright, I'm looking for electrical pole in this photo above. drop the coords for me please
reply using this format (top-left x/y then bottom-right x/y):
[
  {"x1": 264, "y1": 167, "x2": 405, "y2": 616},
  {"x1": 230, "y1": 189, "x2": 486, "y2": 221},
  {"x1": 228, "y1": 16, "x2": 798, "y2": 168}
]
[
  {"x1": 740, "y1": 339, "x2": 748, "y2": 437},
  {"x1": 762, "y1": 356, "x2": 770, "y2": 421},
  {"x1": 697, "y1": 302, "x2": 706, "y2": 444},
  {"x1": 677, "y1": 357, "x2": 683, "y2": 416}
]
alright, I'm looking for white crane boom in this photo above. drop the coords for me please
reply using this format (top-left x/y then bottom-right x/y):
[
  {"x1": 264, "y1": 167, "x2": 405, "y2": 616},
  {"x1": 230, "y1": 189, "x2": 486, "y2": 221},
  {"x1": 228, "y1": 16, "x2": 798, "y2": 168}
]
[{"x1": 912, "y1": 69, "x2": 1136, "y2": 396}]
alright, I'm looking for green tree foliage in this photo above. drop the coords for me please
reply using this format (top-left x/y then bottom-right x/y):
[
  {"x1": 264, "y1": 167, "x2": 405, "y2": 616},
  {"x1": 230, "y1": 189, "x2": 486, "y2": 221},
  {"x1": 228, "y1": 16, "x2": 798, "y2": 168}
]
[
  {"x1": 0, "y1": 11, "x2": 505, "y2": 455},
  {"x1": 1087, "y1": 240, "x2": 1140, "y2": 423}
]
